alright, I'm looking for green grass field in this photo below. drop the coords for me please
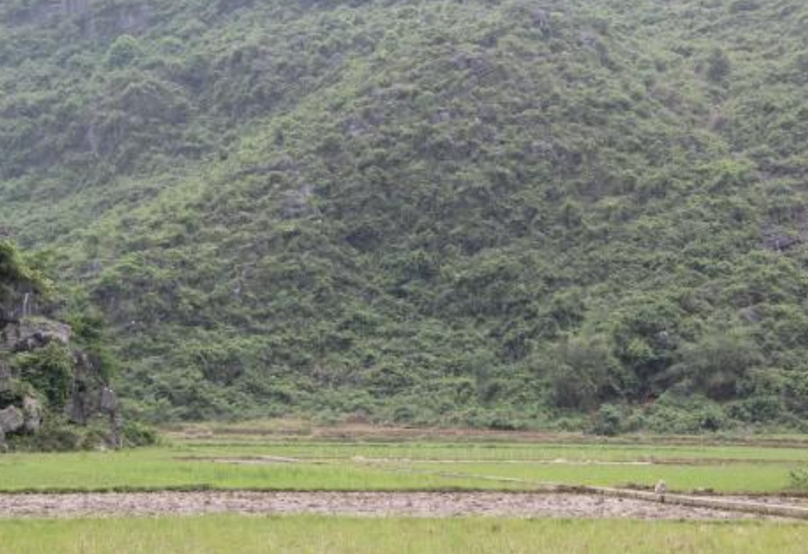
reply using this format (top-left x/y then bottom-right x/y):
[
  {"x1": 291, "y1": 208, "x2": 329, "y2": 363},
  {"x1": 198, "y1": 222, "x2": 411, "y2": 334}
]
[
  {"x1": 1, "y1": 516, "x2": 807, "y2": 554},
  {"x1": 2, "y1": 427, "x2": 807, "y2": 494},
  {"x1": 0, "y1": 447, "x2": 524, "y2": 492}
]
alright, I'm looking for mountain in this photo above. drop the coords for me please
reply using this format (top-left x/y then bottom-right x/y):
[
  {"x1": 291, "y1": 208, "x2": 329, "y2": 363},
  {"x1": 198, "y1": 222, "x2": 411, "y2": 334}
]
[{"x1": 1, "y1": 0, "x2": 808, "y2": 432}]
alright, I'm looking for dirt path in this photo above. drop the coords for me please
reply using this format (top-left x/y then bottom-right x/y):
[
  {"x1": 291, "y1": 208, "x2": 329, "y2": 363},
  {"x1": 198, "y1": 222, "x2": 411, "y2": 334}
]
[{"x1": 0, "y1": 491, "x2": 792, "y2": 520}]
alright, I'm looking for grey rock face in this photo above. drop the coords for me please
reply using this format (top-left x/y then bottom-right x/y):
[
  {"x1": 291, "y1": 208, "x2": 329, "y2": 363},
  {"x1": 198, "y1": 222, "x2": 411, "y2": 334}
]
[
  {"x1": 1, "y1": 317, "x2": 72, "y2": 352},
  {"x1": 763, "y1": 231, "x2": 802, "y2": 252},
  {"x1": 0, "y1": 306, "x2": 123, "y2": 449},
  {"x1": 0, "y1": 362, "x2": 11, "y2": 393},
  {"x1": 531, "y1": 9, "x2": 550, "y2": 30},
  {"x1": 100, "y1": 387, "x2": 119, "y2": 413},
  {"x1": 22, "y1": 396, "x2": 42, "y2": 434},
  {"x1": 280, "y1": 184, "x2": 318, "y2": 219},
  {"x1": 69, "y1": 350, "x2": 102, "y2": 425},
  {"x1": 0, "y1": 406, "x2": 24, "y2": 434}
]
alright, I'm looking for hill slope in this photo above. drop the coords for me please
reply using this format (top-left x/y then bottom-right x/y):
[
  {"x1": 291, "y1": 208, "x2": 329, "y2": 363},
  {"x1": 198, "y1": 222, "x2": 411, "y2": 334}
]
[{"x1": 2, "y1": 0, "x2": 808, "y2": 431}]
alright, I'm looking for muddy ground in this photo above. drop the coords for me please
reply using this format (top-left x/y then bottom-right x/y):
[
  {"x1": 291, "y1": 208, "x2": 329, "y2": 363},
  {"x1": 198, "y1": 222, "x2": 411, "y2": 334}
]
[{"x1": 0, "y1": 491, "x2": 795, "y2": 520}]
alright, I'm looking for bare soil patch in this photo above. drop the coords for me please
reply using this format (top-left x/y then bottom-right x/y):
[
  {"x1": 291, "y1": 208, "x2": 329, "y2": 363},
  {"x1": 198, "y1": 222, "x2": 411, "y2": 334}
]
[
  {"x1": 176, "y1": 455, "x2": 656, "y2": 467},
  {"x1": 186, "y1": 455, "x2": 806, "y2": 467},
  {"x1": 174, "y1": 455, "x2": 305, "y2": 465},
  {"x1": 0, "y1": 491, "x2": 793, "y2": 520}
]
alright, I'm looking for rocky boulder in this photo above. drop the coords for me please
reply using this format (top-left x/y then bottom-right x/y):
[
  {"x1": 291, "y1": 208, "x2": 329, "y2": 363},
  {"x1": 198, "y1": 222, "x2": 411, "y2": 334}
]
[
  {"x1": 531, "y1": 9, "x2": 550, "y2": 31},
  {"x1": 22, "y1": 396, "x2": 42, "y2": 434},
  {"x1": 0, "y1": 318, "x2": 122, "y2": 450},
  {"x1": 69, "y1": 350, "x2": 107, "y2": 425},
  {"x1": 0, "y1": 405, "x2": 24, "y2": 434},
  {"x1": 100, "y1": 387, "x2": 119, "y2": 413},
  {"x1": 1, "y1": 317, "x2": 72, "y2": 352}
]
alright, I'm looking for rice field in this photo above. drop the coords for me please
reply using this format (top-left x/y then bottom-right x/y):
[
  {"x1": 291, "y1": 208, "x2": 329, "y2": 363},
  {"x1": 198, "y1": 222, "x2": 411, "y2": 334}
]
[
  {"x1": 1, "y1": 516, "x2": 807, "y2": 554},
  {"x1": 2, "y1": 424, "x2": 808, "y2": 494}
]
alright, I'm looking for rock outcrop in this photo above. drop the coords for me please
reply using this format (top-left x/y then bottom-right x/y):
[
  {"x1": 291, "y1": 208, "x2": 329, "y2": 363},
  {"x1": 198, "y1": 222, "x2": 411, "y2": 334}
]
[
  {"x1": 0, "y1": 241, "x2": 122, "y2": 451},
  {"x1": 0, "y1": 405, "x2": 24, "y2": 435},
  {"x1": 0, "y1": 362, "x2": 11, "y2": 393},
  {"x1": 22, "y1": 396, "x2": 42, "y2": 434},
  {"x1": 0, "y1": 315, "x2": 122, "y2": 449},
  {"x1": 1, "y1": 317, "x2": 72, "y2": 352}
]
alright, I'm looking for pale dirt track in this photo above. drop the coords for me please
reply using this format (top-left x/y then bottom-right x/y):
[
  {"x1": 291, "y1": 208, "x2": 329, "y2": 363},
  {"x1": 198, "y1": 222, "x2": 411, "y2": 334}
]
[{"x1": 0, "y1": 491, "x2": 794, "y2": 520}]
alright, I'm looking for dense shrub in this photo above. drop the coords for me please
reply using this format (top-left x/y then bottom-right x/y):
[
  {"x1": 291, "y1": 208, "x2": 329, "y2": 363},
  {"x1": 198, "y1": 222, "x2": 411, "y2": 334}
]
[{"x1": 17, "y1": 343, "x2": 74, "y2": 410}]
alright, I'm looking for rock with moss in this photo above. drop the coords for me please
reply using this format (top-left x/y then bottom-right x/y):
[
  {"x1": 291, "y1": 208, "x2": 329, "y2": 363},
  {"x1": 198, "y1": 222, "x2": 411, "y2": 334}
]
[
  {"x1": 0, "y1": 405, "x2": 23, "y2": 434},
  {"x1": 0, "y1": 361, "x2": 10, "y2": 393},
  {"x1": 0, "y1": 241, "x2": 123, "y2": 451},
  {"x1": 2, "y1": 317, "x2": 72, "y2": 353},
  {"x1": 22, "y1": 396, "x2": 42, "y2": 434}
]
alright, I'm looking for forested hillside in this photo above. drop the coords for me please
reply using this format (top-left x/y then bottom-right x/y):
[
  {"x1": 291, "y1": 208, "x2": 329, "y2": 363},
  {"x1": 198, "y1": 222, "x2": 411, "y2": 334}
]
[{"x1": 2, "y1": 0, "x2": 808, "y2": 432}]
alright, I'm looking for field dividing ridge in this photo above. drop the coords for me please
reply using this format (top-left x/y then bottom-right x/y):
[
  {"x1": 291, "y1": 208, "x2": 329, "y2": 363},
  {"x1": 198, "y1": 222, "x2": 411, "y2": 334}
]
[{"x1": 0, "y1": 491, "x2": 789, "y2": 520}]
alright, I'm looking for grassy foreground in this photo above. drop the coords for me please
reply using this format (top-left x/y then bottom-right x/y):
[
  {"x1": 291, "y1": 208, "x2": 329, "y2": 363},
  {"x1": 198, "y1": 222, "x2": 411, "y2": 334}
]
[{"x1": 1, "y1": 516, "x2": 807, "y2": 554}]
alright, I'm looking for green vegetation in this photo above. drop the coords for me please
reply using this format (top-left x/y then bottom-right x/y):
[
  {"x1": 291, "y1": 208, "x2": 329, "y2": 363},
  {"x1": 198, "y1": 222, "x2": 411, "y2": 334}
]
[
  {"x1": 2, "y1": 0, "x2": 808, "y2": 431},
  {"x1": 0, "y1": 447, "x2": 520, "y2": 492},
  {"x1": 15, "y1": 343, "x2": 74, "y2": 410},
  {"x1": 0, "y1": 242, "x2": 49, "y2": 296},
  {"x1": 2, "y1": 431, "x2": 807, "y2": 494},
  {"x1": 1, "y1": 516, "x2": 807, "y2": 554}
]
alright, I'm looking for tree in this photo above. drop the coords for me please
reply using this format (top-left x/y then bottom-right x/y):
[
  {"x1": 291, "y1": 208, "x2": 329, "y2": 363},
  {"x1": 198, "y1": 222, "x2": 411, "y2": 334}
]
[
  {"x1": 547, "y1": 334, "x2": 620, "y2": 410},
  {"x1": 666, "y1": 328, "x2": 761, "y2": 400},
  {"x1": 105, "y1": 35, "x2": 143, "y2": 69}
]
